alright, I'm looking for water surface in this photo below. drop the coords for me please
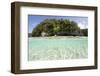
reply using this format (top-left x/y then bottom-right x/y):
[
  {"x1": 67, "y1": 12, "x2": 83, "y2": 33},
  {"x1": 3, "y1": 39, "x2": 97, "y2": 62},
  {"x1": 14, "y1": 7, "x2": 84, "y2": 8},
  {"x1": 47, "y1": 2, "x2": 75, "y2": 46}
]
[{"x1": 28, "y1": 36, "x2": 88, "y2": 61}]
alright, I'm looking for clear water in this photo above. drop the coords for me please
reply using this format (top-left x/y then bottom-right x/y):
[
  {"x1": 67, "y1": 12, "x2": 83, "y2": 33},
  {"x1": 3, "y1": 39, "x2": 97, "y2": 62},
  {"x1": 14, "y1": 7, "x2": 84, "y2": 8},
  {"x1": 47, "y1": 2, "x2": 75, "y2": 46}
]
[{"x1": 28, "y1": 36, "x2": 88, "y2": 61}]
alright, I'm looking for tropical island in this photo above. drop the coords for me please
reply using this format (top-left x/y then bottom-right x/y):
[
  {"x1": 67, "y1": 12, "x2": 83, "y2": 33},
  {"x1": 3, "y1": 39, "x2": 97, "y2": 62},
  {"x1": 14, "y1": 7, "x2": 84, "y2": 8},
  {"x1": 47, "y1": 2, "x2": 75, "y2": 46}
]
[
  {"x1": 28, "y1": 17, "x2": 88, "y2": 61},
  {"x1": 29, "y1": 19, "x2": 88, "y2": 37}
]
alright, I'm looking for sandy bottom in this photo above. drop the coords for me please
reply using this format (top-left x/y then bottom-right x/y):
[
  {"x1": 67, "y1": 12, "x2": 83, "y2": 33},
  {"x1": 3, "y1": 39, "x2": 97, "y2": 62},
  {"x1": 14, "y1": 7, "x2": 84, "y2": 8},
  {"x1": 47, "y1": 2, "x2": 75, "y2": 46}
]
[{"x1": 28, "y1": 36, "x2": 88, "y2": 61}]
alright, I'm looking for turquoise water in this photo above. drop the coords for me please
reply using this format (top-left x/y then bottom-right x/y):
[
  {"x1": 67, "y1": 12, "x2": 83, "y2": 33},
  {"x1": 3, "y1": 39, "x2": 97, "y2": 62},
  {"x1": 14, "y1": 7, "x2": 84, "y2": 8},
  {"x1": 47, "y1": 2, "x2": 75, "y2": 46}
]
[{"x1": 28, "y1": 36, "x2": 88, "y2": 61}]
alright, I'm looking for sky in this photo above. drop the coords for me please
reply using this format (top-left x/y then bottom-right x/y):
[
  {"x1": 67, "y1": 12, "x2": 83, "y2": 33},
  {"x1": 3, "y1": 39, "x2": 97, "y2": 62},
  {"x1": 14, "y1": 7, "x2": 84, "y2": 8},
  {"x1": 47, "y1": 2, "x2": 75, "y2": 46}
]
[{"x1": 28, "y1": 15, "x2": 88, "y2": 33}]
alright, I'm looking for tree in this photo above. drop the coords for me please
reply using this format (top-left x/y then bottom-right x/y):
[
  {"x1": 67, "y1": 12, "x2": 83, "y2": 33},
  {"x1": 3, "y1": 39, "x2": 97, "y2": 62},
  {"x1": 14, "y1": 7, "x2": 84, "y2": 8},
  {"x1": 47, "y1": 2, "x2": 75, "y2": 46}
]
[
  {"x1": 31, "y1": 18, "x2": 82, "y2": 37},
  {"x1": 81, "y1": 29, "x2": 88, "y2": 36}
]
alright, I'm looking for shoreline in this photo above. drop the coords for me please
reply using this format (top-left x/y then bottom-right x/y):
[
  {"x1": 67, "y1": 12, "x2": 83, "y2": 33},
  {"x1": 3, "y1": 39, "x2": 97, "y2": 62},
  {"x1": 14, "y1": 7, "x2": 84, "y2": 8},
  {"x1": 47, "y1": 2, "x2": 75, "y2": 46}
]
[{"x1": 29, "y1": 36, "x2": 88, "y2": 39}]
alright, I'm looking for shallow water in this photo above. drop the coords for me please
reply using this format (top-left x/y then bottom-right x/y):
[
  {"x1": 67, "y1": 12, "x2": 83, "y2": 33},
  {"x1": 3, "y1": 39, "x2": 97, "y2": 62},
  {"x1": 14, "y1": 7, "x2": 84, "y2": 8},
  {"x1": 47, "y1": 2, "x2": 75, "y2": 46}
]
[{"x1": 28, "y1": 36, "x2": 88, "y2": 61}]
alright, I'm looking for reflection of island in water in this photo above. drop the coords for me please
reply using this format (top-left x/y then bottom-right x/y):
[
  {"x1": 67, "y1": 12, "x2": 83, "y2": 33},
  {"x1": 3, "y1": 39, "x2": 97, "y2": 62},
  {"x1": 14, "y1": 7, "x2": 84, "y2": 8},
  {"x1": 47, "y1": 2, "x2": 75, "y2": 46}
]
[{"x1": 28, "y1": 19, "x2": 88, "y2": 37}]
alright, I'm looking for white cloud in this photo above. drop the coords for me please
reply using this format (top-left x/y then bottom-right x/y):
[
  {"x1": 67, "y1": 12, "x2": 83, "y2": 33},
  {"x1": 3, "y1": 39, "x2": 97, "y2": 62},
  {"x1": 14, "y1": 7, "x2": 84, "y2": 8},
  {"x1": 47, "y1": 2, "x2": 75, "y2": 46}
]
[{"x1": 78, "y1": 23, "x2": 87, "y2": 29}]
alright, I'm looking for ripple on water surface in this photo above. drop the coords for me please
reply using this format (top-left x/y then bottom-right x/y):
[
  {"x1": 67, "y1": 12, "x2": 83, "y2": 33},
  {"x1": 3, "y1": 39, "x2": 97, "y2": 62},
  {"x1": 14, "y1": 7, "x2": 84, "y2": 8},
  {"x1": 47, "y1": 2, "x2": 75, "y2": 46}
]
[{"x1": 28, "y1": 36, "x2": 88, "y2": 61}]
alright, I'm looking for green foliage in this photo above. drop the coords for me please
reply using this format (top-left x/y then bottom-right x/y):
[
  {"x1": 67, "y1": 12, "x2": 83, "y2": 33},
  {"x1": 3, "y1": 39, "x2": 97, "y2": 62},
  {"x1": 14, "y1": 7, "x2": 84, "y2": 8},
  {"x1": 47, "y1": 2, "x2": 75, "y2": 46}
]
[
  {"x1": 81, "y1": 29, "x2": 88, "y2": 36},
  {"x1": 32, "y1": 18, "x2": 87, "y2": 37}
]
